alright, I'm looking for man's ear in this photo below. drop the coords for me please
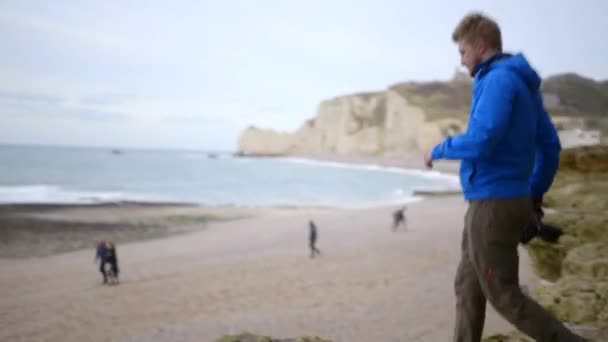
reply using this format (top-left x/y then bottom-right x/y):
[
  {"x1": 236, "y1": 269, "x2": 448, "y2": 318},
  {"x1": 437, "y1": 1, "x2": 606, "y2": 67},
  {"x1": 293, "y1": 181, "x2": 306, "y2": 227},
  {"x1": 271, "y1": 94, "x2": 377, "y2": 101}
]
[
  {"x1": 474, "y1": 38, "x2": 488, "y2": 56},
  {"x1": 472, "y1": 39, "x2": 482, "y2": 54}
]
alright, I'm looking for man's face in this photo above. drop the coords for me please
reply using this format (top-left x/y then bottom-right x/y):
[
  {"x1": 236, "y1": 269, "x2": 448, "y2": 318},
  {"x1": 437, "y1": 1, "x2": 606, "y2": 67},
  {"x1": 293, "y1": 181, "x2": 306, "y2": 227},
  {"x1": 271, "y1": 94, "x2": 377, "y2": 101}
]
[{"x1": 458, "y1": 40, "x2": 483, "y2": 77}]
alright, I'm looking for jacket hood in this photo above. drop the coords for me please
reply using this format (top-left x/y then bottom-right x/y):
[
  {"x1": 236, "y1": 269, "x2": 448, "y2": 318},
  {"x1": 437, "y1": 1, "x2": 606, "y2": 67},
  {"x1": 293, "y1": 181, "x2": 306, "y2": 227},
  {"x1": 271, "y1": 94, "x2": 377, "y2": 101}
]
[{"x1": 483, "y1": 53, "x2": 541, "y2": 91}]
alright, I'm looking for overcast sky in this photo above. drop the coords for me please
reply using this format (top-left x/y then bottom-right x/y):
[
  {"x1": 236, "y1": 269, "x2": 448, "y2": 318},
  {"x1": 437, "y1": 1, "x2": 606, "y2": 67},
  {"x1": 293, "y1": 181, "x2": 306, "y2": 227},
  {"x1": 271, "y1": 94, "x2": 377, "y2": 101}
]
[{"x1": 1, "y1": 0, "x2": 606, "y2": 150}]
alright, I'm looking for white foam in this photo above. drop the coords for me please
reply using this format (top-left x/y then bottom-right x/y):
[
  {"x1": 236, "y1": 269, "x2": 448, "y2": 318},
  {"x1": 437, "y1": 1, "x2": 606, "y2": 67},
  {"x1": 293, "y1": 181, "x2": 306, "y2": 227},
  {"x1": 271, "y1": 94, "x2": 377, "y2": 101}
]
[
  {"x1": 279, "y1": 157, "x2": 460, "y2": 183},
  {"x1": 0, "y1": 185, "x2": 160, "y2": 204}
]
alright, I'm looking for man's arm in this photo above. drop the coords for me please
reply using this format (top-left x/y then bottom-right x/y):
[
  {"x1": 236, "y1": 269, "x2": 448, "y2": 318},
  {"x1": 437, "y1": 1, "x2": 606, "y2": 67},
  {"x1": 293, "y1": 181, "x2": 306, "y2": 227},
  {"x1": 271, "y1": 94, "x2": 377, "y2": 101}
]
[
  {"x1": 431, "y1": 71, "x2": 515, "y2": 161},
  {"x1": 529, "y1": 97, "x2": 561, "y2": 199}
]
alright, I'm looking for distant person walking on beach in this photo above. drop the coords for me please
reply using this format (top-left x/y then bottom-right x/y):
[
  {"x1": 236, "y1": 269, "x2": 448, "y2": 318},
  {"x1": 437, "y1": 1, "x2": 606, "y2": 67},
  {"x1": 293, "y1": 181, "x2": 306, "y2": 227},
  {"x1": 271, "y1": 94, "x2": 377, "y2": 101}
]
[
  {"x1": 392, "y1": 206, "x2": 407, "y2": 231},
  {"x1": 105, "y1": 242, "x2": 120, "y2": 283},
  {"x1": 425, "y1": 12, "x2": 584, "y2": 341},
  {"x1": 95, "y1": 240, "x2": 109, "y2": 283},
  {"x1": 309, "y1": 220, "x2": 321, "y2": 258},
  {"x1": 95, "y1": 240, "x2": 120, "y2": 284}
]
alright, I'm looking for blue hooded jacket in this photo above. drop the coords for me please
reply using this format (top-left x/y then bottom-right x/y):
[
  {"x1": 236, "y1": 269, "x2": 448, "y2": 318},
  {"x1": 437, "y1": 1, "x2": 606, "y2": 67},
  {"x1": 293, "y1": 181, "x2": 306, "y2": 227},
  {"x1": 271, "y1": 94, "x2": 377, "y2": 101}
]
[
  {"x1": 431, "y1": 53, "x2": 561, "y2": 200},
  {"x1": 96, "y1": 242, "x2": 108, "y2": 260}
]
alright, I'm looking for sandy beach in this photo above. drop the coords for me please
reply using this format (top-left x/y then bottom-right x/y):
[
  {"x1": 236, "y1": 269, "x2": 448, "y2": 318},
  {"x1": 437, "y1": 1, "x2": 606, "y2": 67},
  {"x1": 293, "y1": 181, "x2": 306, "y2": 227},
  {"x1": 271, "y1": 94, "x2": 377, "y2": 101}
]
[{"x1": 0, "y1": 195, "x2": 540, "y2": 342}]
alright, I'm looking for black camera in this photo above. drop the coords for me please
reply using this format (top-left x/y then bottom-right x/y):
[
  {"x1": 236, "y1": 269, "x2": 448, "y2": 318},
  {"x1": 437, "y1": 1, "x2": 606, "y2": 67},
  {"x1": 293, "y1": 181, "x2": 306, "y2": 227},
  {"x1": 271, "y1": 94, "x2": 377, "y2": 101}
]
[{"x1": 520, "y1": 197, "x2": 563, "y2": 244}]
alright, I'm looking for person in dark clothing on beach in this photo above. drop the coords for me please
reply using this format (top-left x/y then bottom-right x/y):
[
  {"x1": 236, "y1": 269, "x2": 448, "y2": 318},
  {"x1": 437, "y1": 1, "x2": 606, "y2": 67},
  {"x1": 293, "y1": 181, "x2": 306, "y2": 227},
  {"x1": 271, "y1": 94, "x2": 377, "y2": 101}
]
[
  {"x1": 105, "y1": 242, "x2": 119, "y2": 283},
  {"x1": 95, "y1": 241, "x2": 120, "y2": 284},
  {"x1": 392, "y1": 206, "x2": 407, "y2": 231},
  {"x1": 309, "y1": 221, "x2": 321, "y2": 258},
  {"x1": 95, "y1": 240, "x2": 109, "y2": 283}
]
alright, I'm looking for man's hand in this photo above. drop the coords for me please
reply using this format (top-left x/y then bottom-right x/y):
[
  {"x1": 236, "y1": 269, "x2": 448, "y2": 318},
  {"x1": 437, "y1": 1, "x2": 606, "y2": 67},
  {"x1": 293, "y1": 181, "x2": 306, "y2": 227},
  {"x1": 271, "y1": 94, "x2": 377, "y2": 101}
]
[{"x1": 424, "y1": 151, "x2": 433, "y2": 169}]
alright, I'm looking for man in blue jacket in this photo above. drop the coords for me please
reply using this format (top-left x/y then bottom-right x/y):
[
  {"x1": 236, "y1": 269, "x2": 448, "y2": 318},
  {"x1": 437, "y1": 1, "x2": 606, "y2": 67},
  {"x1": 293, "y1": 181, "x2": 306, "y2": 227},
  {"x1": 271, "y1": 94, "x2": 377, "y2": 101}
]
[{"x1": 426, "y1": 13, "x2": 584, "y2": 342}]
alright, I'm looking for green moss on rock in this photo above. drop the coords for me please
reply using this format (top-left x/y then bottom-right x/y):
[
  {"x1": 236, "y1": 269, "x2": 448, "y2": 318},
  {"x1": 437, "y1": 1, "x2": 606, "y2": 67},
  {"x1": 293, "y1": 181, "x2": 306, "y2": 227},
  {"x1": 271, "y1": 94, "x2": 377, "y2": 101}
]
[
  {"x1": 562, "y1": 243, "x2": 608, "y2": 281},
  {"x1": 534, "y1": 277, "x2": 608, "y2": 326},
  {"x1": 526, "y1": 234, "x2": 581, "y2": 281}
]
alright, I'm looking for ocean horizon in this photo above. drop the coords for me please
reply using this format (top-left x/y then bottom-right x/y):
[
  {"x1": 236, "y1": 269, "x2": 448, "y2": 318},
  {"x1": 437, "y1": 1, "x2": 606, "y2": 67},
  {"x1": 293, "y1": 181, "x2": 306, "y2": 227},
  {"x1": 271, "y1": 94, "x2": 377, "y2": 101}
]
[{"x1": 0, "y1": 144, "x2": 460, "y2": 207}]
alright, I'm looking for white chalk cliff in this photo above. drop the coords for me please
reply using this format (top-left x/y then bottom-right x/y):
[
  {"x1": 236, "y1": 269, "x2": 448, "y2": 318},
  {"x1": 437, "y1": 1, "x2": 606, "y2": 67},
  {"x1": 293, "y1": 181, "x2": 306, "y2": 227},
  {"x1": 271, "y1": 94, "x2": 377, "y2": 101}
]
[
  {"x1": 238, "y1": 74, "x2": 470, "y2": 156},
  {"x1": 237, "y1": 71, "x2": 603, "y2": 156}
]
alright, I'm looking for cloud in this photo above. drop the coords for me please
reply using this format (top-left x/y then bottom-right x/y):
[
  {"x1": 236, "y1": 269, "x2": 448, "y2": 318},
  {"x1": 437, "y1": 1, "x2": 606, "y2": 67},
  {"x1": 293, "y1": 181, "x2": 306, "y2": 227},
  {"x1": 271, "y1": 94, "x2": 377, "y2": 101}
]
[
  {"x1": 0, "y1": 90, "x2": 63, "y2": 105},
  {"x1": 1, "y1": 0, "x2": 607, "y2": 151},
  {"x1": 257, "y1": 106, "x2": 288, "y2": 114},
  {"x1": 160, "y1": 113, "x2": 239, "y2": 128},
  {"x1": 60, "y1": 107, "x2": 131, "y2": 121},
  {"x1": 0, "y1": 93, "x2": 130, "y2": 122},
  {"x1": 0, "y1": 7, "x2": 136, "y2": 60},
  {"x1": 80, "y1": 93, "x2": 139, "y2": 106}
]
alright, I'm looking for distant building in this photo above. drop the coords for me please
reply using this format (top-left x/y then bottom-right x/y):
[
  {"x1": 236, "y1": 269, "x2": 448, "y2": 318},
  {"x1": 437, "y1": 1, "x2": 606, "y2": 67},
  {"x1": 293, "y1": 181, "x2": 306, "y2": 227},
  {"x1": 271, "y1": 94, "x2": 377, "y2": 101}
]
[
  {"x1": 558, "y1": 129, "x2": 601, "y2": 148},
  {"x1": 542, "y1": 92, "x2": 561, "y2": 109},
  {"x1": 451, "y1": 68, "x2": 471, "y2": 83}
]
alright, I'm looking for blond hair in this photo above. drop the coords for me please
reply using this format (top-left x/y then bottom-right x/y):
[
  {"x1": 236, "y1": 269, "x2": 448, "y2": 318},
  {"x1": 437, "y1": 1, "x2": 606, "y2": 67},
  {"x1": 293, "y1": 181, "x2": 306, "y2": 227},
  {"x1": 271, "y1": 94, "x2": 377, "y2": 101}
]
[{"x1": 452, "y1": 12, "x2": 502, "y2": 51}]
